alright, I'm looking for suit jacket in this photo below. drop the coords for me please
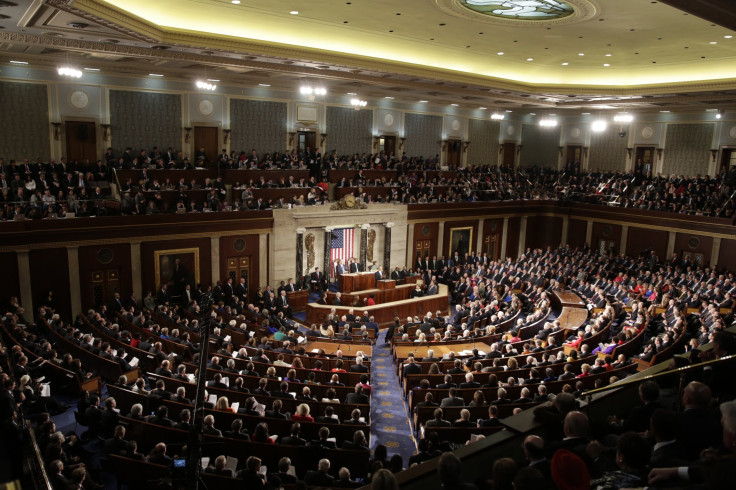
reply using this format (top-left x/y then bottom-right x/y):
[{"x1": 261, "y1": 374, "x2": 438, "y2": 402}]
[
  {"x1": 425, "y1": 419, "x2": 452, "y2": 428},
  {"x1": 281, "y1": 435, "x2": 307, "y2": 446},
  {"x1": 345, "y1": 393, "x2": 369, "y2": 405},
  {"x1": 440, "y1": 396, "x2": 465, "y2": 407},
  {"x1": 304, "y1": 471, "x2": 335, "y2": 487}
]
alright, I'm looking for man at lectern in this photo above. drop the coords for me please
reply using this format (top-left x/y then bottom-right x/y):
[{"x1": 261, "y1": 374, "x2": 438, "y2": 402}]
[
  {"x1": 349, "y1": 258, "x2": 360, "y2": 273},
  {"x1": 375, "y1": 266, "x2": 385, "y2": 281},
  {"x1": 335, "y1": 259, "x2": 347, "y2": 276}
]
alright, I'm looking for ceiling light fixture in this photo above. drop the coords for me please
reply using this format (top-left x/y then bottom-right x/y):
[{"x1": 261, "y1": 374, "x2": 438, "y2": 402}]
[
  {"x1": 716, "y1": 109, "x2": 724, "y2": 119},
  {"x1": 561, "y1": 62, "x2": 568, "y2": 65},
  {"x1": 419, "y1": 100, "x2": 428, "y2": 103},
  {"x1": 58, "y1": 66, "x2": 82, "y2": 78},
  {"x1": 613, "y1": 114, "x2": 634, "y2": 123},
  {"x1": 491, "y1": 112, "x2": 505, "y2": 120},
  {"x1": 539, "y1": 118, "x2": 558, "y2": 127},
  {"x1": 479, "y1": 107, "x2": 487, "y2": 110},
  {"x1": 347, "y1": 92, "x2": 357, "y2": 95},
  {"x1": 196, "y1": 80, "x2": 217, "y2": 90},
  {"x1": 83, "y1": 67, "x2": 100, "y2": 71},
  {"x1": 300, "y1": 86, "x2": 327, "y2": 96},
  {"x1": 497, "y1": 52, "x2": 504, "y2": 55},
  {"x1": 726, "y1": 35, "x2": 733, "y2": 39},
  {"x1": 9, "y1": 60, "x2": 28, "y2": 65},
  {"x1": 603, "y1": 63, "x2": 610, "y2": 67},
  {"x1": 527, "y1": 58, "x2": 534, "y2": 61},
  {"x1": 710, "y1": 41, "x2": 718, "y2": 44},
  {"x1": 231, "y1": 0, "x2": 240, "y2": 4},
  {"x1": 290, "y1": 10, "x2": 299, "y2": 15},
  {"x1": 149, "y1": 73, "x2": 164, "y2": 77},
  {"x1": 350, "y1": 98, "x2": 367, "y2": 108},
  {"x1": 591, "y1": 119, "x2": 607, "y2": 132},
  {"x1": 258, "y1": 83, "x2": 270, "y2": 87},
  {"x1": 384, "y1": 96, "x2": 394, "y2": 99},
  {"x1": 450, "y1": 103, "x2": 459, "y2": 107}
]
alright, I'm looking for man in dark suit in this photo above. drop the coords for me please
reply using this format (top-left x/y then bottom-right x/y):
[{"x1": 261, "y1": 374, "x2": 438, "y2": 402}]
[
  {"x1": 478, "y1": 405, "x2": 502, "y2": 427},
  {"x1": 437, "y1": 374, "x2": 456, "y2": 389},
  {"x1": 440, "y1": 387, "x2": 465, "y2": 407},
  {"x1": 375, "y1": 266, "x2": 385, "y2": 281},
  {"x1": 459, "y1": 372, "x2": 480, "y2": 390},
  {"x1": 308, "y1": 427, "x2": 338, "y2": 449},
  {"x1": 349, "y1": 259, "x2": 360, "y2": 273},
  {"x1": 276, "y1": 290, "x2": 292, "y2": 317},
  {"x1": 425, "y1": 408, "x2": 452, "y2": 428},
  {"x1": 345, "y1": 385, "x2": 369, "y2": 405},
  {"x1": 403, "y1": 356, "x2": 422, "y2": 376},
  {"x1": 452, "y1": 409, "x2": 476, "y2": 428},
  {"x1": 522, "y1": 435, "x2": 551, "y2": 482},
  {"x1": 349, "y1": 356, "x2": 369, "y2": 373},
  {"x1": 281, "y1": 423, "x2": 307, "y2": 446},
  {"x1": 422, "y1": 349, "x2": 440, "y2": 362},
  {"x1": 304, "y1": 459, "x2": 335, "y2": 487},
  {"x1": 268, "y1": 457, "x2": 299, "y2": 485},
  {"x1": 310, "y1": 267, "x2": 325, "y2": 292}
]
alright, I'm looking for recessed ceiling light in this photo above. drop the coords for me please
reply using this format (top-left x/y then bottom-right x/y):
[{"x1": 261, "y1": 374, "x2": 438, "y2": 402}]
[
  {"x1": 208, "y1": 79, "x2": 220, "y2": 82},
  {"x1": 419, "y1": 100, "x2": 428, "y2": 103},
  {"x1": 527, "y1": 58, "x2": 534, "y2": 61},
  {"x1": 83, "y1": 67, "x2": 100, "y2": 71},
  {"x1": 9, "y1": 60, "x2": 28, "y2": 65},
  {"x1": 603, "y1": 63, "x2": 610, "y2": 67},
  {"x1": 710, "y1": 41, "x2": 718, "y2": 44},
  {"x1": 561, "y1": 62, "x2": 568, "y2": 65},
  {"x1": 582, "y1": 112, "x2": 591, "y2": 115},
  {"x1": 347, "y1": 92, "x2": 357, "y2": 95},
  {"x1": 149, "y1": 73, "x2": 164, "y2": 77},
  {"x1": 578, "y1": 53, "x2": 585, "y2": 56},
  {"x1": 385, "y1": 96, "x2": 394, "y2": 99},
  {"x1": 497, "y1": 52, "x2": 504, "y2": 55},
  {"x1": 231, "y1": 0, "x2": 240, "y2": 3},
  {"x1": 529, "y1": 113, "x2": 536, "y2": 116},
  {"x1": 479, "y1": 107, "x2": 487, "y2": 110},
  {"x1": 290, "y1": 10, "x2": 299, "y2": 15},
  {"x1": 605, "y1": 53, "x2": 612, "y2": 57},
  {"x1": 505, "y1": 110, "x2": 513, "y2": 113},
  {"x1": 726, "y1": 35, "x2": 733, "y2": 39},
  {"x1": 450, "y1": 103, "x2": 459, "y2": 107},
  {"x1": 660, "y1": 110, "x2": 670, "y2": 113},
  {"x1": 258, "y1": 83, "x2": 270, "y2": 87}
]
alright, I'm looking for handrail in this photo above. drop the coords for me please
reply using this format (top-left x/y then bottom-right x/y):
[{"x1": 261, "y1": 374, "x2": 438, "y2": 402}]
[{"x1": 581, "y1": 352, "x2": 736, "y2": 398}]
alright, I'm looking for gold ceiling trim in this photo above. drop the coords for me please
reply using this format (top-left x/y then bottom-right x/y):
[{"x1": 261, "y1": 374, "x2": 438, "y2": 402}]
[{"x1": 61, "y1": 0, "x2": 736, "y2": 95}]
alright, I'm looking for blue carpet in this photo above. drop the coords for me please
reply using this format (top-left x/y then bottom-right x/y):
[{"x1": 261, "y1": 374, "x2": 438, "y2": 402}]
[{"x1": 368, "y1": 330, "x2": 417, "y2": 466}]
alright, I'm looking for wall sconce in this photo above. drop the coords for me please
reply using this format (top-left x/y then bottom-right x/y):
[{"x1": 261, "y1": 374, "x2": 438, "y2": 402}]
[
  {"x1": 441, "y1": 140, "x2": 448, "y2": 151},
  {"x1": 399, "y1": 137, "x2": 406, "y2": 150},
  {"x1": 517, "y1": 145, "x2": 523, "y2": 154},
  {"x1": 657, "y1": 148, "x2": 663, "y2": 159},
  {"x1": 223, "y1": 129, "x2": 231, "y2": 144},
  {"x1": 288, "y1": 132, "x2": 295, "y2": 146},
  {"x1": 626, "y1": 148, "x2": 633, "y2": 158},
  {"x1": 184, "y1": 127, "x2": 193, "y2": 144},
  {"x1": 320, "y1": 133, "x2": 328, "y2": 146},
  {"x1": 463, "y1": 141, "x2": 470, "y2": 152},
  {"x1": 710, "y1": 148, "x2": 719, "y2": 160},
  {"x1": 51, "y1": 122, "x2": 61, "y2": 141},
  {"x1": 100, "y1": 124, "x2": 110, "y2": 141},
  {"x1": 558, "y1": 146, "x2": 564, "y2": 156}
]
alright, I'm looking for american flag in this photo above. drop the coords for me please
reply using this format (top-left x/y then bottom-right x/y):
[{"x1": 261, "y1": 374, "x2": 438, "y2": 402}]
[{"x1": 330, "y1": 227, "x2": 354, "y2": 278}]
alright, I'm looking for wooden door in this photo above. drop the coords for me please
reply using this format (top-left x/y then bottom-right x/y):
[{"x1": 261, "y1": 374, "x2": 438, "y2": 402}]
[
  {"x1": 297, "y1": 131, "x2": 317, "y2": 152},
  {"x1": 415, "y1": 240, "x2": 431, "y2": 262},
  {"x1": 226, "y1": 256, "x2": 250, "y2": 301},
  {"x1": 502, "y1": 142, "x2": 516, "y2": 168},
  {"x1": 65, "y1": 121, "x2": 97, "y2": 163},
  {"x1": 565, "y1": 145, "x2": 582, "y2": 172},
  {"x1": 447, "y1": 139, "x2": 462, "y2": 167},
  {"x1": 485, "y1": 233, "x2": 501, "y2": 261},
  {"x1": 91, "y1": 269, "x2": 119, "y2": 310},
  {"x1": 194, "y1": 126, "x2": 218, "y2": 164},
  {"x1": 381, "y1": 136, "x2": 396, "y2": 159}
]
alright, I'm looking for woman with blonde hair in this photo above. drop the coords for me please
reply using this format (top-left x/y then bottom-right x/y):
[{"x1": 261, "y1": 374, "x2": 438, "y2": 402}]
[
  {"x1": 506, "y1": 357, "x2": 518, "y2": 370},
  {"x1": 215, "y1": 396, "x2": 234, "y2": 412},
  {"x1": 291, "y1": 403, "x2": 314, "y2": 422}
]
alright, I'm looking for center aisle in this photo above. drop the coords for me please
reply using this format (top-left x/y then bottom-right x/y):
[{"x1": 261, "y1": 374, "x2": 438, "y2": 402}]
[{"x1": 368, "y1": 330, "x2": 418, "y2": 464}]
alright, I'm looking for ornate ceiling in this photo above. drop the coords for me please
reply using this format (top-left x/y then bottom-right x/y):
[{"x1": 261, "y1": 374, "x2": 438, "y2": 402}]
[{"x1": 0, "y1": 0, "x2": 735, "y2": 113}]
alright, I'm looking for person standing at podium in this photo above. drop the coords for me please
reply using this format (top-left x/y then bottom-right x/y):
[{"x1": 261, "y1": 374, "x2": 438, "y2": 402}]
[
  {"x1": 349, "y1": 258, "x2": 360, "y2": 273},
  {"x1": 335, "y1": 259, "x2": 347, "y2": 276},
  {"x1": 375, "y1": 266, "x2": 385, "y2": 281}
]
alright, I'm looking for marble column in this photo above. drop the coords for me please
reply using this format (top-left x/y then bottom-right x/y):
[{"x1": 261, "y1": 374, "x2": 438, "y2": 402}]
[
  {"x1": 360, "y1": 224, "x2": 370, "y2": 269},
  {"x1": 17, "y1": 250, "x2": 33, "y2": 322},
  {"x1": 560, "y1": 216, "x2": 569, "y2": 245},
  {"x1": 711, "y1": 237, "x2": 722, "y2": 268},
  {"x1": 323, "y1": 228, "x2": 332, "y2": 279},
  {"x1": 476, "y1": 219, "x2": 485, "y2": 253},
  {"x1": 437, "y1": 221, "x2": 445, "y2": 258},
  {"x1": 210, "y1": 237, "x2": 220, "y2": 286},
  {"x1": 620, "y1": 225, "x2": 629, "y2": 256},
  {"x1": 259, "y1": 233, "x2": 268, "y2": 287},
  {"x1": 383, "y1": 223, "x2": 393, "y2": 272},
  {"x1": 130, "y1": 242, "x2": 142, "y2": 300},
  {"x1": 666, "y1": 231, "x2": 676, "y2": 260},
  {"x1": 296, "y1": 228, "x2": 306, "y2": 286},
  {"x1": 518, "y1": 216, "x2": 528, "y2": 258},
  {"x1": 585, "y1": 220, "x2": 593, "y2": 247},
  {"x1": 67, "y1": 246, "x2": 82, "y2": 318},
  {"x1": 406, "y1": 223, "x2": 414, "y2": 268},
  {"x1": 500, "y1": 218, "x2": 509, "y2": 260}
]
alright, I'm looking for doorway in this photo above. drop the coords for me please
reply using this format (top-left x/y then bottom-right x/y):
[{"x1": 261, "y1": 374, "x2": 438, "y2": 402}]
[
  {"x1": 502, "y1": 142, "x2": 516, "y2": 168},
  {"x1": 65, "y1": 121, "x2": 97, "y2": 164},
  {"x1": 485, "y1": 233, "x2": 500, "y2": 261},
  {"x1": 565, "y1": 145, "x2": 582, "y2": 173},
  {"x1": 380, "y1": 135, "x2": 397, "y2": 159},
  {"x1": 635, "y1": 146, "x2": 655, "y2": 174},
  {"x1": 90, "y1": 269, "x2": 119, "y2": 310},
  {"x1": 446, "y1": 139, "x2": 462, "y2": 167},
  {"x1": 226, "y1": 256, "x2": 250, "y2": 301},
  {"x1": 297, "y1": 131, "x2": 317, "y2": 152},
  {"x1": 194, "y1": 126, "x2": 219, "y2": 164}
]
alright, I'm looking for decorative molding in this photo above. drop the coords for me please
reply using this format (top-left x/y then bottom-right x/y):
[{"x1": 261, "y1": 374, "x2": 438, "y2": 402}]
[{"x1": 436, "y1": 0, "x2": 598, "y2": 27}]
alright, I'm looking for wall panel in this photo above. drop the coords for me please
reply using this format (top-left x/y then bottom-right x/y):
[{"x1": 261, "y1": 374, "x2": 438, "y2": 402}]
[
  {"x1": 78, "y1": 244, "x2": 132, "y2": 312},
  {"x1": 481, "y1": 218, "x2": 504, "y2": 261},
  {"x1": 567, "y1": 219, "x2": 588, "y2": 249},
  {"x1": 0, "y1": 81, "x2": 51, "y2": 161},
  {"x1": 505, "y1": 217, "x2": 521, "y2": 259},
  {"x1": 405, "y1": 113, "x2": 442, "y2": 159},
  {"x1": 219, "y1": 235, "x2": 260, "y2": 303},
  {"x1": 627, "y1": 227, "x2": 667, "y2": 259},
  {"x1": 230, "y1": 99, "x2": 287, "y2": 155},
  {"x1": 526, "y1": 216, "x2": 562, "y2": 250},
  {"x1": 589, "y1": 129, "x2": 628, "y2": 172},
  {"x1": 664, "y1": 123, "x2": 714, "y2": 176},
  {"x1": 719, "y1": 239, "x2": 736, "y2": 272},
  {"x1": 30, "y1": 248, "x2": 71, "y2": 320},
  {"x1": 591, "y1": 222, "x2": 622, "y2": 255},
  {"x1": 325, "y1": 106, "x2": 373, "y2": 156},
  {"x1": 413, "y1": 222, "x2": 439, "y2": 264},
  {"x1": 109, "y1": 90, "x2": 182, "y2": 155},
  {"x1": 520, "y1": 124, "x2": 560, "y2": 168},
  {"x1": 0, "y1": 253, "x2": 19, "y2": 309},
  {"x1": 674, "y1": 233, "x2": 713, "y2": 267},
  {"x1": 442, "y1": 220, "x2": 480, "y2": 258},
  {"x1": 467, "y1": 119, "x2": 500, "y2": 166}
]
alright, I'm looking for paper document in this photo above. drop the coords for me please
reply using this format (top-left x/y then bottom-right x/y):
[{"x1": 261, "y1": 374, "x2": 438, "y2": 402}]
[{"x1": 129, "y1": 357, "x2": 139, "y2": 367}]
